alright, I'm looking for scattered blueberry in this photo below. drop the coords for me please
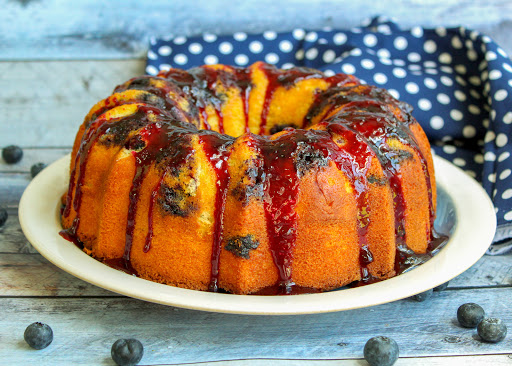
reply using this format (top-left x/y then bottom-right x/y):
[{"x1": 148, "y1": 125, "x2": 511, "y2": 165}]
[
  {"x1": 30, "y1": 162, "x2": 47, "y2": 178},
  {"x1": 2, "y1": 145, "x2": 23, "y2": 164},
  {"x1": 0, "y1": 207, "x2": 7, "y2": 227},
  {"x1": 433, "y1": 281, "x2": 449, "y2": 291},
  {"x1": 24, "y1": 322, "x2": 53, "y2": 350},
  {"x1": 111, "y1": 338, "x2": 144, "y2": 366},
  {"x1": 457, "y1": 303, "x2": 485, "y2": 328},
  {"x1": 412, "y1": 288, "x2": 433, "y2": 302},
  {"x1": 477, "y1": 318, "x2": 507, "y2": 343},
  {"x1": 363, "y1": 336, "x2": 399, "y2": 366}
]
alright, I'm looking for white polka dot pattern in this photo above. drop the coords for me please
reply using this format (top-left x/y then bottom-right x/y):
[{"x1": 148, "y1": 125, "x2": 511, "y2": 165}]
[{"x1": 147, "y1": 17, "x2": 512, "y2": 253}]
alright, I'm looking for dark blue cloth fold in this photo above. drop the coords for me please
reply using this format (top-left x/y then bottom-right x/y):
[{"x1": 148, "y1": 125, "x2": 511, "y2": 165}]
[{"x1": 146, "y1": 17, "x2": 512, "y2": 254}]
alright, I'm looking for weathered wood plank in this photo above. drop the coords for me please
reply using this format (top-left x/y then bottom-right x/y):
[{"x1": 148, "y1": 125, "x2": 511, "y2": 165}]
[
  {"x1": 0, "y1": 60, "x2": 144, "y2": 148},
  {"x1": 1, "y1": 288, "x2": 511, "y2": 364},
  {"x1": 0, "y1": 215, "x2": 38, "y2": 254},
  {"x1": 3, "y1": 0, "x2": 512, "y2": 60},
  {"x1": 0, "y1": 149, "x2": 69, "y2": 211},
  {"x1": 0, "y1": 253, "x2": 115, "y2": 296},
  {"x1": 450, "y1": 254, "x2": 512, "y2": 288},
  {"x1": 0, "y1": 148, "x2": 70, "y2": 173},
  {"x1": 0, "y1": 173, "x2": 30, "y2": 211},
  {"x1": 149, "y1": 355, "x2": 512, "y2": 365}
]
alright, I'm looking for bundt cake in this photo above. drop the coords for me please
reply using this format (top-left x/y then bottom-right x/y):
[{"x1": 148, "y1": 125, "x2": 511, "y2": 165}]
[{"x1": 60, "y1": 61, "x2": 438, "y2": 295}]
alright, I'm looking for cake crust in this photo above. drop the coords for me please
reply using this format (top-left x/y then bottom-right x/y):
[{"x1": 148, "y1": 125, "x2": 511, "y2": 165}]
[{"x1": 61, "y1": 61, "x2": 437, "y2": 295}]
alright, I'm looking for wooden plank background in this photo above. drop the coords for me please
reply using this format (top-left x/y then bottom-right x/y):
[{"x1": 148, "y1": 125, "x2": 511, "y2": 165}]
[
  {"x1": 3, "y1": 0, "x2": 512, "y2": 60},
  {"x1": 1, "y1": 290, "x2": 511, "y2": 364},
  {"x1": 0, "y1": 61, "x2": 143, "y2": 148}
]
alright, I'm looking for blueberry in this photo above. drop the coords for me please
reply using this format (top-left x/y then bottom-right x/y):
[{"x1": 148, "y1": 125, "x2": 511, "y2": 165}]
[
  {"x1": 30, "y1": 162, "x2": 47, "y2": 178},
  {"x1": 412, "y1": 289, "x2": 433, "y2": 302},
  {"x1": 433, "y1": 281, "x2": 449, "y2": 291},
  {"x1": 0, "y1": 207, "x2": 7, "y2": 227},
  {"x1": 477, "y1": 318, "x2": 507, "y2": 343},
  {"x1": 24, "y1": 322, "x2": 53, "y2": 350},
  {"x1": 2, "y1": 145, "x2": 23, "y2": 164},
  {"x1": 457, "y1": 303, "x2": 485, "y2": 328},
  {"x1": 364, "y1": 336, "x2": 399, "y2": 366},
  {"x1": 111, "y1": 338, "x2": 144, "y2": 366}
]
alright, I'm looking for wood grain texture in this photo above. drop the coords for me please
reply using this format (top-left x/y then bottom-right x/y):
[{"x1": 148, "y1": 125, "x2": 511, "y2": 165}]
[
  {"x1": 0, "y1": 253, "x2": 114, "y2": 296},
  {"x1": 0, "y1": 215, "x2": 38, "y2": 254},
  {"x1": 150, "y1": 355, "x2": 512, "y2": 366},
  {"x1": 0, "y1": 60, "x2": 144, "y2": 148},
  {"x1": 0, "y1": 173, "x2": 30, "y2": 211},
  {"x1": 1, "y1": 289, "x2": 511, "y2": 364},
  {"x1": 3, "y1": 0, "x2": 512, "y2": 60}
]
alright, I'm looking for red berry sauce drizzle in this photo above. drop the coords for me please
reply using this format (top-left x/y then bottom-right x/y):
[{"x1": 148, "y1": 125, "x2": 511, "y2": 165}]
[
  {"x1": 308, "y1": 84, "x2": 442, "y2": 276},
  {"x1": 249, "y1": 133, "x2": 303, "y2": 294},
  {"x1": 257, "y1": 63, "x2": 357, "y2": 134},
  {"x1": 248, "y1": 126, "x2": 376, "y2": 292},
  {"x1": 332, "y1": 100, "x2": 437, "y2": 273},
  {"x1": 60, "y1": 105, "x2": 193, "y2": 259},
  {"x1": 161, "y1": 66, "x2": 252, "y2": 133},
  {"x1": 60, "y1": 63, "x2": 448, "y2": 294},
  {"x1": 124, "y1": 120, "x2": 186, "y2": 264},
  {"x1": 198, "y1": 131, "x2": 234, "y2": 291},
  {"x1": 321, "y1": 124, "x2": 375, "y2": 280},
  {"x1": 61, "y1": 115, "x2": 111, "y2": 240}
]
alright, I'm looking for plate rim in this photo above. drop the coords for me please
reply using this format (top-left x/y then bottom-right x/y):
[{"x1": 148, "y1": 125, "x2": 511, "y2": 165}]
[{"x1": 18, "y1": 154, "x2": 496, "y2": 315}]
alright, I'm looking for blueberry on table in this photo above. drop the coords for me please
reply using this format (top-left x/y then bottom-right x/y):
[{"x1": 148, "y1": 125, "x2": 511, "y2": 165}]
[
  {"x1": 0, "y1": 207, "x2": 7, "y2": 227},
  {"x1": 457, "y1": 303, "x2": 485, "y2": 328},
  {"x1": 24, "y1": 322, "x2": 53, "y2": 350},
  {"x1": 364, "y1": 336, "x2": 399, "y2": 366},
  {"x1": 412, "y1": 288, "x2": 433, "y2": 302},
  {"x1": 2, "y1": 145, "x2": 23, "y2": 164},
  {"x1": 30, "y1": 162, "x2": 47, "y2": 178},
  {"x1": 111, "y1": 338, "x2": 144, "y2": 366},
  {"x1": 477, "y1": 318, "x2": 507, "y2": 343},
  {"x1": 433, "y1": 281, "x2": 449, "y2": 291}
]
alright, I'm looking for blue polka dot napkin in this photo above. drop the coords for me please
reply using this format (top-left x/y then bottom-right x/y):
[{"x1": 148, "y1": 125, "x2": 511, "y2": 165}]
[{"x1": 146, "y1": 17, "x2": 512, "y2": 254}]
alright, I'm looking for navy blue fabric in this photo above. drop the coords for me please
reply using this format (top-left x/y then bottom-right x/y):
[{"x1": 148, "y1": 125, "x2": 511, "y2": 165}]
[{"x1": 146, "y1": 17, "x2": 512, "y2": 254}]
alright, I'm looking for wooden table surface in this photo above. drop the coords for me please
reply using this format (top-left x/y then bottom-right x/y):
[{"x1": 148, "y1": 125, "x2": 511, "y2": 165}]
[{"x1": 2, "y1": 1, "x2": 512, "y2": 365}]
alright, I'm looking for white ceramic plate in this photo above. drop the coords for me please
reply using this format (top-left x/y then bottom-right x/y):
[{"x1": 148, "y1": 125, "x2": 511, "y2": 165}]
[{"x1": 19, "y1": 154, "x2": 496, "y2": 315}]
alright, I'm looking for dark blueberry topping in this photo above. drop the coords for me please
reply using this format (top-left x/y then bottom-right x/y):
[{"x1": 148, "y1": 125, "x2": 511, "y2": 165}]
[
  {"x1": 231, "y1": 161, "x2": 265, "y2": 205},
  {"x1": 363, "y1": 336, "x2": 399, "y2": 366},
  {"x1": 111, "y1": 338, "x2": 144, "y2": 366},
  {"x1": 412, "y1": 289, "x2": 433, "y2": 302},
  {"x1": 124, "y1": 135, "x2": 146, "y2": 151},
  {"x1": 433, "y1": 281, "x2": 449, "y2": 291},
  {"x1": 293, "y1": 141, "x2": 329, "y2": 177},
  {"x1": 2, "y1": 145, "x2": 23, "y2": 164},
  {"x1": 269, "y1": 123, "x2": 296, "y2": 134},
  {"x1": 367, "y1": 174, "x2": 388, "y2": 186},
  {"x1": 158, "y1": 183, "x2": 197, "y2": 217},
  {"x1": 24, "y1": 322, "x2": 53, "y2": 350},
  {"x1": 0, "y1": 207, "x2": 7, "y2": 227},
  {"x1": 457, "y1": 303, "x2": 485, "y2": 328},
  {"x1": 477, "y1": 318, "x2": 507, "y2": 343},
  {"x1": 30, "y1": 163, "x2": 47, "y2": 178},
  {"x1": 225, "y1": 234, "x2": 260, "y2": 259}
]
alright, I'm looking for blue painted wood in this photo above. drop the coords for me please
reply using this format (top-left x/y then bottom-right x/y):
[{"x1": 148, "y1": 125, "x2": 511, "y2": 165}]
[
  {"x1": 1, "y1": 289, "x2": 511, "y2": 364},
  {"x1": 2, "y1": 0, "x2": 512, "y2": 60}
]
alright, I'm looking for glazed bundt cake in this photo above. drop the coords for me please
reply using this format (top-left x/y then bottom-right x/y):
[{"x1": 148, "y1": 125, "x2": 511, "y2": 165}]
[{"x1": 60, "y1": 61, "x2": 437, "y2": 294}]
